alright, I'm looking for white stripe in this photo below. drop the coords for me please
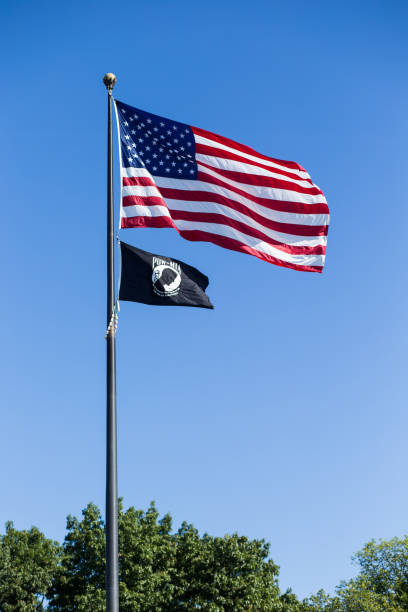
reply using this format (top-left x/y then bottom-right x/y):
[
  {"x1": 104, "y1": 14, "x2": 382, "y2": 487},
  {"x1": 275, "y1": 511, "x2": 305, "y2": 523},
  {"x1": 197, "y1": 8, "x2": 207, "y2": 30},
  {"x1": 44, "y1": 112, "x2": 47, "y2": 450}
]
[
  {"x1": 160, "y1": 199, "x2": 327, "y2": 247},
  {"x1": 121, "y1": 204, "x2": 170, "y2": 218},
  {"x1": 174, "y1": 219, "x2": 325, "y2": 267},
  {"x1": 122, "y1": 185, "x2": 163, "y2": 198},
  {"x1": 121, "y1": 206, "x2": 324, "y2": 265},
  {"x1": 154, "y1": 174, "x2": 327, "y2": 208},
  {"x1": 196, "y1": 164, "x2": 328, "y2": 225},
  {"x1": 197, "y1": 155, "x2": 326, "y2": 202},
  {"x1": 197, "y1": 157, "x2": 319, "y2": 190},
  {"x1": 113, "y1": 100, "x2": 124, "y2": 233},
  {"x1": 121, "y1": 166, "x2": 153, "y2": 178},
  {"x1": 194, "y1": 134, "x2": 311, "y2": 180}
]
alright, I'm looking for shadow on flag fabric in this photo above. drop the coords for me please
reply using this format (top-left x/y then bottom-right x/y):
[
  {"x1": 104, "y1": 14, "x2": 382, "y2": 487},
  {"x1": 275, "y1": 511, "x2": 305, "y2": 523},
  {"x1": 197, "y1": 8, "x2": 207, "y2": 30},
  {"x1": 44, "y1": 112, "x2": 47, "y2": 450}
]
[
  {"x1": 115, "y1": 99, "x2": 329, "y2": 273},
  {"x1": 119, "y1": 241, "x2": 214, "y2": 309}
]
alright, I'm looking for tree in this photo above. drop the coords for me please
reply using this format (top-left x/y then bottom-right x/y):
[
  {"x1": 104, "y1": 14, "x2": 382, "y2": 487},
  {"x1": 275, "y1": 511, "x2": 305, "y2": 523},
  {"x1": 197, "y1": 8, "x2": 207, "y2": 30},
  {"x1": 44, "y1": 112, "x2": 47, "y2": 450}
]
[
  {"x1": 47, "y1": 502, "x2": 106, "y2": 611},
  {"x1": 47, "y1": 500, "x2": 300, "y2": 611},
  {"x1": 303, "y1": 537, "x2": 408, "y2": 612},
  {"x1": 169, "y1": 521, "x2": 282, "y2": 610},
  {"x1": 0, "y1": 521, "x2": 60, "y2": 612}
]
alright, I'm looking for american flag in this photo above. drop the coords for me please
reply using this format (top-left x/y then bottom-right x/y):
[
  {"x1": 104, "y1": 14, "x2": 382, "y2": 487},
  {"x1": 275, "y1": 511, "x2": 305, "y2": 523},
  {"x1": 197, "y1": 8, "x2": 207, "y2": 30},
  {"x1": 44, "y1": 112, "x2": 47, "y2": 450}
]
[{"x1": 115, "y1": 100, "x2": 329, "y2": 273}]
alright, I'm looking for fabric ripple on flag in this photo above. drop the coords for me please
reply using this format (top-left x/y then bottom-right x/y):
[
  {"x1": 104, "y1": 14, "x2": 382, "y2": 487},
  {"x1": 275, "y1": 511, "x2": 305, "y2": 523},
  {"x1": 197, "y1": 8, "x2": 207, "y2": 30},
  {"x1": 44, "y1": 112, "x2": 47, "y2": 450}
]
[{"x1": 114, "y1": 99, "x2": 329, "y2": 273}]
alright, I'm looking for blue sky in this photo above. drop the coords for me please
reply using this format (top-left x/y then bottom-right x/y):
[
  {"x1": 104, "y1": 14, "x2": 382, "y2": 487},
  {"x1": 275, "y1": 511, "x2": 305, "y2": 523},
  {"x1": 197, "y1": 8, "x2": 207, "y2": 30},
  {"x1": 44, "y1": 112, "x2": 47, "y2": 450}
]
[{"x1": 1, "y1": 0, "x2": 407, "y2": 600}]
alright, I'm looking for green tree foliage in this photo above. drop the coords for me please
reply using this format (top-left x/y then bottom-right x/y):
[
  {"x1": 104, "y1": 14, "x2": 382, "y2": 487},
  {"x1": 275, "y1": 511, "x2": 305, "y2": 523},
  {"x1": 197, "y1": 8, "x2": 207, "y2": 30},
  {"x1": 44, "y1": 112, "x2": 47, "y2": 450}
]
[
  {"x1": 0, "y1": 521, "x2": 60, "y2": 611},
  {"x1": 46, "y1": 500, "x2": 300, "y2": 611},
  {"x1": 47, "y1": 502, "x2": 106, "y2": 611},
  {"x1": 13, "y1": 504, "x2": 408, "y2": 611},
  {"x1": 303, "y1": 536, "x2": 408, "y2": 612}
]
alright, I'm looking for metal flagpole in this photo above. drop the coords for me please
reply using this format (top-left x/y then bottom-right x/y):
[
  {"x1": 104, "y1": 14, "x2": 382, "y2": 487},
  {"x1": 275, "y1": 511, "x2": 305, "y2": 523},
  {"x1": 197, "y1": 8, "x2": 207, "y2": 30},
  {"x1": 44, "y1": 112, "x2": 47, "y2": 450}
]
[{"x1": 103, "y1": 72, "x2": 119, "y2": 612}]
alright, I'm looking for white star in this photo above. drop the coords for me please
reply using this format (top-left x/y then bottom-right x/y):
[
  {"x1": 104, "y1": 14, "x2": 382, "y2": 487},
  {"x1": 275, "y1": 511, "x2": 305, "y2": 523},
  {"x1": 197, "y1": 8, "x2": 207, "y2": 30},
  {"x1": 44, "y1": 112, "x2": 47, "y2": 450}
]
[
  {"x1": 160, "y1": 121, "x2": 165, "y2": 126},
  {"x1": 166, "y1": 130, "x2": 172, "y2": 135},
  {"x1": 153, "y1": 127, "x2": 158, "y2": 132},
  {"x1": 166, "y1": 142, "x2": 172, "y2": 147},
  {"x1": 165, "y1": 154, "x2": 170, "y2": 159},
  {"x1": 178, "y1": 169, "x2": 182, "y2": 174},
  {"x1": 152, "y1": 153, "x2": 157, "y2": 158},
  {"x1": 128, "y1": 157, "x2": 132, "y2": 162},
  {"x1": 145, "y1": 159, "x2": 151, "y2": 163},
  {"x1": 129, "y1": 117, "x2": 133, "y2": 122},
  {"x1": 132, "y1": 143, "x2": 136, "y2": 148},
  {"x1": 145, "y1": 146, "x2": 151, "y2": 151},
  {"x1": 183, "y1": 162, "x2": 188, "y2": 167},
  {"x1": 138, "y1": 138, "x2": 143, "y2": 143},
  {"x1": 165, "y1": 168, "x2": 170, "y2": 172},
  {"x1": 159, "y1": 147, "x2": 164, "y2": 152},
  {"x1": 185, "y1": 128, "x2": 189, "y2": 133},
  {"x1": 134, "y1": 114, "x2": 138, "y2": 119},
  {"x1": 174, "y1": 138, "x2": 179, "y2": 143},
  {"x1": 160, "y1": 135, "x2": 165, "y2": 139},
  {"x1": 173, "y1": 125, "x2": 177, "y2": 130},
  {"x1": 124, "y1": 121, "x2": 129, "y2": 126},
  {"x1": 180, "y1": 134, "x2": 185, "y2": 138},
  {"x1": 147, "y1": 118, "x2": 152, "y2": 123},
  {"x1": 153, "y1": 166, "x2": 158, "y2": 171},
  {"x1": 122, "y1": 109, "x2": 126, "y2": 113},
  {"x1": 189, "y1": 169, "x2": 195, "y2": 174},
  {"x1": 141, "y1": 122, "x2": 145, "y2": 127},
  {"x1": 131, "y1": 130, "x2": 136, "y2": 135},
  {"x1": 137, "y1": 125, "x2": 142, "y2": 130},
  {"x1": 125, "y1": 135, "x2": 130, "y2": 140},
  {"x1": 127, "y1": 145, "x2": 131, "y2": 150},
  {"x1": 139, "y1": 151, "x2": 144, "y2": 156},
  {"x1": 180, "y1": 146, "x2": 185, "y2": 151},
  {"x1": 159, "y1": 161, "x2": 164, "y2": 165},
  {"x1": 187, "y1": 142, "x2": 191, "y2": 146},
  {"x1": 171, "y1": 161, "x2": 176, "y2": 166}
]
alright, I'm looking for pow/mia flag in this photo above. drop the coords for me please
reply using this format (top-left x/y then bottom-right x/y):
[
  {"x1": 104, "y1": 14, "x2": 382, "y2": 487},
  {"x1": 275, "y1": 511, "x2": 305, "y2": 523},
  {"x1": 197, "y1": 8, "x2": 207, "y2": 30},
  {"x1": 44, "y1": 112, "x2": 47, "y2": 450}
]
[{"x1": 119, "y1": 242, "x2": 214, "y2": 310}]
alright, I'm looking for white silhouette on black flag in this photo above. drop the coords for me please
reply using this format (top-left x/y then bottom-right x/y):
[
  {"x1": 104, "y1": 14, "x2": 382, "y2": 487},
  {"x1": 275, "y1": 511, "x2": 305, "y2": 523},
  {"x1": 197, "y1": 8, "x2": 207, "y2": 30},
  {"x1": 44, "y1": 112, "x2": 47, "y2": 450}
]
[{"x1": 119, "y1": 241, "x2": 214, "y2": 310}]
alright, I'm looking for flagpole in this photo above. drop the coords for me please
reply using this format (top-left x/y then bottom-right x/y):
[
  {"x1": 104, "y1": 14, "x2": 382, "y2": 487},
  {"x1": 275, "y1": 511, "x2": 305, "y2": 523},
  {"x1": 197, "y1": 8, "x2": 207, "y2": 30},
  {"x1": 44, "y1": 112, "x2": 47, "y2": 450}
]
[{"x1": 103, "y1": 72, "x2": 119, "y2": 612}]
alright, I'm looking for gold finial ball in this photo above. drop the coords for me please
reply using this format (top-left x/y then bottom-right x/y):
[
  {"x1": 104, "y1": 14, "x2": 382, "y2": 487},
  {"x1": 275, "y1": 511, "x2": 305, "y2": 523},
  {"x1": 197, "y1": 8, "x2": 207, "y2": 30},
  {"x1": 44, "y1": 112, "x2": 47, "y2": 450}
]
[{"x1": 103, "y1": 73, "x2": 117, "y2": 90}]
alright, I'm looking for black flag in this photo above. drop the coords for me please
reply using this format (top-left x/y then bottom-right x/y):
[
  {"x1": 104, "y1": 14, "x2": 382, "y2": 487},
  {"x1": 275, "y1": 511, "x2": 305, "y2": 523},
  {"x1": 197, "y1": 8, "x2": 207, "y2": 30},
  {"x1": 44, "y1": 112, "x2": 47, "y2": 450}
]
[{"x1": 119, "y1": 242, "x2": 214, "y2": 310}]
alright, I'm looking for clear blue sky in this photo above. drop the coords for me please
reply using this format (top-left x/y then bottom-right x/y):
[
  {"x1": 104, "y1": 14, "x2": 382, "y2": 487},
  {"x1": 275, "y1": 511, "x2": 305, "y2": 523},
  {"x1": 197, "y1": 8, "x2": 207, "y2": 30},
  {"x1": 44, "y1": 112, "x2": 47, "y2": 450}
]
[{"x1": 1, "y1": 0, "x2": 407, "y2": 600}]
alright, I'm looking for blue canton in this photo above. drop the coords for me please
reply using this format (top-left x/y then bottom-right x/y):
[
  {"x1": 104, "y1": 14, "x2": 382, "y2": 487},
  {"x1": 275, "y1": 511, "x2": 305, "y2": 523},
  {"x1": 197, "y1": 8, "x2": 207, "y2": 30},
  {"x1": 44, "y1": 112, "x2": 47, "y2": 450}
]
[{"x1": 115, "y1": 100, "x2": 198, "y2": 180}]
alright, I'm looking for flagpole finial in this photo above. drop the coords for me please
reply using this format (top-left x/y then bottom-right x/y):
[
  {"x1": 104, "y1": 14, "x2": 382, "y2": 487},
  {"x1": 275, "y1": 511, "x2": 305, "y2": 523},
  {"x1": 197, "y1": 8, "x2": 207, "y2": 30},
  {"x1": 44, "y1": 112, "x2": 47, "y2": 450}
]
[{"x1": 103, "y1": 73, "x2": 117, "y2": 93}]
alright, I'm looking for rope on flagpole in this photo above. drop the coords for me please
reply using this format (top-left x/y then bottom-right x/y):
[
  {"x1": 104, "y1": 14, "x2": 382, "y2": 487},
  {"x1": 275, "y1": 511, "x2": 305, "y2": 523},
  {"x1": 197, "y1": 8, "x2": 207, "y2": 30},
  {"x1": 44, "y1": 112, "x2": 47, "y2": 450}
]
[{"x1": 105, "y1": 304, "x2": 119, "y2": 339}]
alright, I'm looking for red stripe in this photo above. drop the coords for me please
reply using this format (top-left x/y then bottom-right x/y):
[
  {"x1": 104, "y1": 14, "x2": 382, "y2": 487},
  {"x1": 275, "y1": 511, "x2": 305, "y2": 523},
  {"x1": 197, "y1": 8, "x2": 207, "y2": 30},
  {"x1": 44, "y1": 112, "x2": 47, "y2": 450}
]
[
  {"x1": 167, "y1": 210, "x2": 326, "y2": 255},
  {"x1": 122, "y1": 216, "x2": 323, "y2": 273},
  {"x1": 192, "y1": 125, "x2": 306, "y2": 173},
  {"x1": 198, "y1": 166, "x2": 322, "y2": 196},
  {"x1": 197, "y1": 169, "x2": 329, "y2": 219},
  {"x1": 122, "y1": 176, "x2": 156, "y2": 187},
  {"x1": 122, "y1": 192, "x2": 326, "y2": 244},
  {"x1": 121, "y1": 215, "x2": 176, "y2": 229},
  {"x1": 158, "y1": 187, "x2": 328, "y2": 237},
  {"x1": 198, "y1": 160, "x2": 324, "y2": 200},
  {"x1": 122, "y1": 195, "x2": 166, "y2": 208},
  {"x1": 181, "y1": 230, "x2": 323, "y2": 273},
  {"x1": 195, "y1": 143, "x2": 318, "y2": 185},
  {"x1": 197, "y1": 168, "x2": 323, "y2": 197},
  {"x1": 120, "y1": 167, "x2": 329, "y2": 216}
]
